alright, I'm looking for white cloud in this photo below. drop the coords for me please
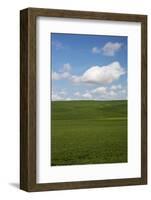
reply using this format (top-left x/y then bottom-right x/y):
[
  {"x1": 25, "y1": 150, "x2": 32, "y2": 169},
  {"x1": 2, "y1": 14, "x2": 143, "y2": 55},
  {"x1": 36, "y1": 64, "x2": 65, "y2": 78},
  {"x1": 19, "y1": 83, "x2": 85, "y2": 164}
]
[
  {"x1": 52, "y1": 40, "x2": 63, "y2": 50},
  {"x1": 52, "y1": 89, "x2": 67, "y2": 101},
  {"x1": 82, "y1": 92, "x2": 92, "y2": 99},
  {"x1": 102, "y1": 42, "x2": 122, "y2": 56},
  {"x1": 70, "y1": 62, "x2": 125, "y2": 84},
  {"x1": 52, "y1": 72, "x2": 60, "y2": 80},
  {"x1": 65, "y1": 97, "x2": 71, "y2": 101},
  {"x1": 92, "y1": 87, "x2": 107, "y2": 94},
  {"x1": 52, "y1": 71, "x2": 70, "y2": 80},
  {"x1": 92, "y1": 42, "x2": 122, "y2": 56},
  {"x1": 121, "y1": 89, "x2": 126, "y2": 94},
  {"x1": 61, "y1": 72, "x2": 70, "y2": 78},
  {"x1": 74, "y1": 91, "x2": 80, "y2": 96},
  {"x1": 108, "y1": 90, "x2": 116, "y2": 96},
  {"x1": 59, "y1": 89, "x2": 67, "y2": 96},
  {"x1": 52, "y1": 85, "x2": 127, "y2": 101},
  {"x1": 110, "y1": 84, "x2": 122, "y2": 90},
  {"x1": 92, "y1": 47, "x2": 100, "y2": 53},
  {"x1": 86, "y1": 84, "x2": 126, "y2": 100},
  {"x1": 52, "y1": 63, "x2": 71, "y2": 80},
  {"x1": 70, "y1": 75, "x2": 82, "y2": 83},
  {"x1": 52, "y1": 93, "x2": 62, "y2": 101},
  {"x1": 62, "y1": 63, "x2": 71, "y2": 72}
]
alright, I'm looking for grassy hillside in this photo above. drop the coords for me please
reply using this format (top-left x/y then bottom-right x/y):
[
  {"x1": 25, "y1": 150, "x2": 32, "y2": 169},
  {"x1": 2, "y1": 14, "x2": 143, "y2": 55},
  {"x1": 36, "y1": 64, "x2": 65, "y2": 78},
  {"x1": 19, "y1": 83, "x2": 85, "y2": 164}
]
[{"x1": 51, "y1": 100, "x2": 127, "y2": 166}]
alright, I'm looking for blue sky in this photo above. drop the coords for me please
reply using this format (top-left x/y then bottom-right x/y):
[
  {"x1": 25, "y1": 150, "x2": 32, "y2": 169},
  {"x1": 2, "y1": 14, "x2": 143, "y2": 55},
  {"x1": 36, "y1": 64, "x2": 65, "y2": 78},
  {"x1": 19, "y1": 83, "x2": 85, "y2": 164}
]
[{"x1": 51, "y1": 33, "x2": 127, "y2": 101}]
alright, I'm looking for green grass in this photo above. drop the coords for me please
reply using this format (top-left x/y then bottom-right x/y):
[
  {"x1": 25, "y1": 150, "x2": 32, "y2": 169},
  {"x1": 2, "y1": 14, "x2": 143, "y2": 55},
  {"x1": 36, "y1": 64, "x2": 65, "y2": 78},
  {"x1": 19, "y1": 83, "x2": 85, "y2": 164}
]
[{"x1": 51, "y1": 100, "x2": 127, "y2": 166}]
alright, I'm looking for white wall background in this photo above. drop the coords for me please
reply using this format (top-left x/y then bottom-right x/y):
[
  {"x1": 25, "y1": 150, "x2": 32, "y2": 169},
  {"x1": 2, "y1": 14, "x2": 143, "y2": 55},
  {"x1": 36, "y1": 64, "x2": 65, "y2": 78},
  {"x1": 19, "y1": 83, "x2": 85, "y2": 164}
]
[{"x1": 0, "y1": 0, "x2": 150, "y2": 199}]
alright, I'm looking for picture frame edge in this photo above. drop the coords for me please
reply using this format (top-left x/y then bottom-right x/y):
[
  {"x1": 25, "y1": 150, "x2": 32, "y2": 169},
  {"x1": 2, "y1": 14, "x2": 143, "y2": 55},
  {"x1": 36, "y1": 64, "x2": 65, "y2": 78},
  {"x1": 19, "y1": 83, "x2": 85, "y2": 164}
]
[{"x1": 20, "y1": 7, "x2": 147, "y2": 192}]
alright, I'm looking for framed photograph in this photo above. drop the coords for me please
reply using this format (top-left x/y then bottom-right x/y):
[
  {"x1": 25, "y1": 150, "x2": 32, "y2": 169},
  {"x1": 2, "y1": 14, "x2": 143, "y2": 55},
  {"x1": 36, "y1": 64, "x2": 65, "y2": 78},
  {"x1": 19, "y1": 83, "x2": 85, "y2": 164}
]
[{"x1": 20, "y1": 8, "x2": 147, "y2": 191}]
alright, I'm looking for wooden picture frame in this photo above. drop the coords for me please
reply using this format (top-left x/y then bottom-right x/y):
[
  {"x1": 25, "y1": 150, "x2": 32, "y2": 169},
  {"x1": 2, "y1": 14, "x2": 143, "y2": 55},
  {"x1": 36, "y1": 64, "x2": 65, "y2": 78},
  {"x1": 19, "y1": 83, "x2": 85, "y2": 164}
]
[{"x1": 20, "y1": 7, "x2": 147, "y2": 192}]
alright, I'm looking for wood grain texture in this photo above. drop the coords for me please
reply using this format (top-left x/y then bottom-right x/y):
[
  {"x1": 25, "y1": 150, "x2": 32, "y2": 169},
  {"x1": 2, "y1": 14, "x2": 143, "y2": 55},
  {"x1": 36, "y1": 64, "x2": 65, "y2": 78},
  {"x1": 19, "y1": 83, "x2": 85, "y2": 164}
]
[
  {"x1": 141, "y1": 16, "x2": 147, "y2": 183},
  {"x1": 20, "y1": 8, "x2": 147, "y2": 192},
  {"x1": 28, "y1": 7, "x2": 146, "y2": 22},
  {"x1": 20, "y1": 8, "x2": 36, "y2": 191}
]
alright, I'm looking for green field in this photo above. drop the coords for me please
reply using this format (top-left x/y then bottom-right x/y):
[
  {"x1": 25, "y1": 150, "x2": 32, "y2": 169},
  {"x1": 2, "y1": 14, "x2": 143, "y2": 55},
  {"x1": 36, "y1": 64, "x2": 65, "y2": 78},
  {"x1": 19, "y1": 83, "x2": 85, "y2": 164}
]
[{"x1": 51, "y1": 100, "x2": 127, "y2": 166}]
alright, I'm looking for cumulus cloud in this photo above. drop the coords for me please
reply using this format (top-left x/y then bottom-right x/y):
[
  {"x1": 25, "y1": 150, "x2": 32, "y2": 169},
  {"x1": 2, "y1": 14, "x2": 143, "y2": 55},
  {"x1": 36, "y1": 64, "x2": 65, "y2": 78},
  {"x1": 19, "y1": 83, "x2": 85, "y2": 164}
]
[
  {"x1": 82, "y1": 92, "x2": 92, "y2": 99},
  {"x1": 52, "y1": 93, "x2": 62, "y2": 101},
  {"x1": 92, "y1": 87, "x2": 107, "y2": 94},
  {"x1": 70, "y1": 75, "x2": 81, "y2": 83},
  {"x1": 65, "y1": 97, "x2": 71, "y2": 101},
  {"x1": 52, "y1": 63, "x2": 71, "y2": 80},
  {"x1": 52, "y1": 71, "x2": 70, "y2": 80},
  {"x1": 92, "y1": 42, "x2": 122, "y2": 56},
  {"x1": 92, "y1": 47, "x2": 101, "y2": 53},
  {"x1": 59, "y1": 89, "x2": 67, "y2": 96},
  {"x1": 61, "y1": 72, "x2": 70, "y2": 79},
  {"x1": 52, "y1": 62, "x2": 125, "y2": 85},
  {"x1": 52, "y1": 84, "x2": 127, "y2": 101},
  {"x1": 70, "y1": 62, "x2": 125, "y2": 84},
  {"x1": 108, "y1": 90, "x2": 116, "y2": 96},
  {"x1": 121, "y1": 89, "x2": 126, "y2": 94},
  {"x1": 74, "y1": 91, "x2": 80, "y2": 96},
  {"x1": 86, "y1": 85, "x2": 126, "y2": 100},
  {"x1": 62, "y1": 63, "x2": 71, "y2": 72},
  {"x1": 52, "y1": 89, "x2": 67, "y2": 101},
  {"x1": 72, "y1": 84, "x2": 126, "y2": 100},
  {"x1": 52, "y1": 40, "x2": 63, "y2": 50},
  {"x1": 52, "y1": 72, "x2": 60, "y2": 80},
  {"x1": 91, "y1": 86, "x2": 117, "y2": 99},
  {"x1": 110, "y1": 84, "x2": 122, "y2": 90},
  {"x1": 102, "y1": 42, "x2": 122, "y2": 56}
]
